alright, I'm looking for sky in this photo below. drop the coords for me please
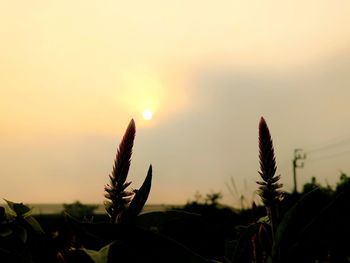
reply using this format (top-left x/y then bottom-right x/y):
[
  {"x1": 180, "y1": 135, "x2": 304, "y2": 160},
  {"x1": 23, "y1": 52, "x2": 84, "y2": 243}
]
[{"x1": 1, "y1": 1, "x2": 350, "y2": 207}]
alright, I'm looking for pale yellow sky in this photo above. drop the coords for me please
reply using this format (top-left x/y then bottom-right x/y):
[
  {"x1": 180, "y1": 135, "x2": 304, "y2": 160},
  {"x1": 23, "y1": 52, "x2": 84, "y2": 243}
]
[{"x1": 1, "y1": 1, "x2": 350, "y2": 206}]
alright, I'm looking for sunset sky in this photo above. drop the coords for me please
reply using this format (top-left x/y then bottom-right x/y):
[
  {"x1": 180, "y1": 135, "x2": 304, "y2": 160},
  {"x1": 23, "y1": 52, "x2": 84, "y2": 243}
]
[{"x1": 1, "y1": 1, "x2": 350, "y2": 206}]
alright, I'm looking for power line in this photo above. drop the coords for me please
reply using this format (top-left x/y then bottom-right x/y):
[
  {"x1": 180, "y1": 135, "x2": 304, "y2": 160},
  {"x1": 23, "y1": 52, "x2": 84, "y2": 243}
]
[
  {"x1": 290, "y1": 136, "x2": 350, "y2": 192},
  {"x1": 307, "y1": 148, "x2": 350, "y2": 163},
  {"x1": 301, "y1": 135, "x2": 350, "y2": 164},
  {"x1": 305, "y1": 137, "x2": 350, "y2": 154}
]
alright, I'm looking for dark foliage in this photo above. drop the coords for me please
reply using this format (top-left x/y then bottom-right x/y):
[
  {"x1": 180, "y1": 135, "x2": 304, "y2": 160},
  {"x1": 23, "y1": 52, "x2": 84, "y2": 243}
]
[{"x1": 2, "y1": 117, "x2": 350, "y2": 262}]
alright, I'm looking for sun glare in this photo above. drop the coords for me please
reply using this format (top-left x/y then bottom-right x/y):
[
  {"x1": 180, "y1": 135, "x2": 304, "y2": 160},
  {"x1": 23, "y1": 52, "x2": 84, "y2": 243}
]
[{"x1": 142, "y1": 109, "x2": 153, "y2": 120}]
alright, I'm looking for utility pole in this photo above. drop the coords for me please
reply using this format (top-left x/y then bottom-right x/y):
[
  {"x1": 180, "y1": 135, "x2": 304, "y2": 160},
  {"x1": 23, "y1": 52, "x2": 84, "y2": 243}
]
[{"x1": 293, "y1": 149, "x2": 307, "y2": 193}]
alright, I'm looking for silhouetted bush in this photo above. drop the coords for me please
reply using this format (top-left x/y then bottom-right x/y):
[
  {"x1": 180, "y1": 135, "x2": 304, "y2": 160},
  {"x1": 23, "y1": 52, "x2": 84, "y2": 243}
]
[{"x1": 63, "y1": 201, "x2": 98, "y2": 221}]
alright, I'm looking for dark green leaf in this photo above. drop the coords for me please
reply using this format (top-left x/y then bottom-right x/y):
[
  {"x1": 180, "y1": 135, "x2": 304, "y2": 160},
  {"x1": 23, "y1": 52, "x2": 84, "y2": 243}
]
[
  {"x1": 81, "y1": 241, "x2": 114, "y2": 263},
  {"x1": 15, "y1": 225, "x2": 27, "y2": 243},
  {"x1": 298, "y1": 186, "x2": 350, "y2": 240},
  {"x1": 0, "y1": 225, "x2": 13, "y2": 237},
  {"x1": 126, "y1": 165, "x2": 152, "y2": 218},
  {"x1": 0, "y1": 206, "x2": 6, "y2": 221},
  {"x1": 136, "y1": 210, "x2": 200, "y2": 230},
  {"x1": 64, "y1": 213, "x2": 108, "y2": 246},
  {"x1": 106, "y1": 228, "x2": 209, "y2": 262},
  {"x1": 257, "y1": 215, "x2": 270, "y2": 224},
  {"x1": 231, "y1": 224, "x2": 259, "y2": 262},
  {"x1": 4, "y1": 199, "x2": 32, "y2": 218},
  {"x1": 25, "y1": 216, "x2": 44, "y2": 234},
  {"x1": 272, "y1": 188, "x2": 319, "y2": 261}
]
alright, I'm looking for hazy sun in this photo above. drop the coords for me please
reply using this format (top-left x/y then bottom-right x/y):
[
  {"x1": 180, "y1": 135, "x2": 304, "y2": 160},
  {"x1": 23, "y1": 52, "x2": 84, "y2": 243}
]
[{"x1": 142, "y1": 109, "x2": 153, "y2": 120}]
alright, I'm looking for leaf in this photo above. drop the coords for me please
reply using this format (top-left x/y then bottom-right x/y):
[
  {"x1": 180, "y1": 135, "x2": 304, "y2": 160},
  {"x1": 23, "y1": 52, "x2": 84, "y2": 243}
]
[
  {"x1": 106, "y1": 227, "x2": 209, "y2": 262},
  {"x1": 15, "y1": 225, "x2": 27, "y2": 243},
  {"x1": 272, "y1": 188, "x2": 319, "y2": 261},
  {"x1": 0, "y1": 225, "x2": 13, "y2": 237},
  {"x1": 64, "y1": 213, "x2": 109, "y2": 247},
  {"x1": 257, "y1": 215, "x2": 270, "y2": 224},
  {"x1": 4, "y1": 199, "x2": 32, "y2": 218},
  {"x1": 298, "y1": 186, "x2": 350, "y2": 240},
  {"x1": 231, "y1": 224, "x2": 259, "y2": 262},
  {"x1": 25, "y1": 216, "x2": 44, "y2": 234},
  {"x1": 81, "y1": 242, "x2": 114, "y2": 263},
  {"x1": 136, "y1": 210, "x2": 200, "y2": 230},
  {"x1": 224, "y1": 239, "x2": 237, "y2": 262},
  {"x1": 0, "y1": 206, "x2": 6, "y2": 221},
  {"x1": 126, "y1": 165, "x2": 152, "y2": 219}
]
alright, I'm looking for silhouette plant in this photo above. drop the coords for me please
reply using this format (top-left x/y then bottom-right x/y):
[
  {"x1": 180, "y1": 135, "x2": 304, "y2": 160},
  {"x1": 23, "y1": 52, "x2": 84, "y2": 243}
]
[
  {"x1": 104, "y1": 119, "x2": 152, "y2": 224},
  {"x1": 257, "y1": 117, "x2": 283, "y2": 239},
  {"x1": 0, "y1": 200, "x2": 45, "y2": 262},
  {"x1": 227, "y1": 117, "x2": 285, "y2": 263},
  {"x1": 56, "y1": 119, "x2": 212, "y2": 262}
]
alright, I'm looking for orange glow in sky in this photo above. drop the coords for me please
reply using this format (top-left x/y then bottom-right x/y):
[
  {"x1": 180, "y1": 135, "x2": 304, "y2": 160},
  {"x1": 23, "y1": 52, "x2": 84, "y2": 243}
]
[{"x1": 1, "y1": 1, "x2": 350, "y2": 206}]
